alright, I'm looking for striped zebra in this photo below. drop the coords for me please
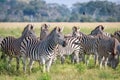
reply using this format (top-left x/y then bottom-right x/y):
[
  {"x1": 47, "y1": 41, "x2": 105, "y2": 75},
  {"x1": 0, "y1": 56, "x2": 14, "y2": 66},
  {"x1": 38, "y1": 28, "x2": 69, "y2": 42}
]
[
  {"x1": 57, "y1": 26, "x2": 83, "y2": 64},
  {"x1": 90, "y1": 25, "x2": 111, "y2": 37},
  {"x1": 40, "y1": 24, "x2": 50, "y2": 40},
  {"x1": 0, "y1": 24, "x2": 36, "y2": 70},
  {"x1": 20, "y1": 27, "x2": 67, "y2": 73},
  {"x1": 74, "y1": 33, "x2": 120, "y2": 69},
  {"x1": 57, "y1": 36, "x2": 81, "y2": 64}
]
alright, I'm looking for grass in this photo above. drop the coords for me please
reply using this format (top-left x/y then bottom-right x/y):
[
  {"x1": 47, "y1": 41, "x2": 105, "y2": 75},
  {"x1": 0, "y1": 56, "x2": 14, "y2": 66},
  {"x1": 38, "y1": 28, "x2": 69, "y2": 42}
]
[{"x1": 0, "y1": 22, "x2": 120, "y2": 80}]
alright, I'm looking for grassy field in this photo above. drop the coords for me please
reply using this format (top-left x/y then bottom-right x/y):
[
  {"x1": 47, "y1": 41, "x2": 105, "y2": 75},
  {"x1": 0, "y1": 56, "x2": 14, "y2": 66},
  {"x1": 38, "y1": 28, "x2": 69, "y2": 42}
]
[{"x1": 0, "y1": 22, "x2": 120, "y2": 80}]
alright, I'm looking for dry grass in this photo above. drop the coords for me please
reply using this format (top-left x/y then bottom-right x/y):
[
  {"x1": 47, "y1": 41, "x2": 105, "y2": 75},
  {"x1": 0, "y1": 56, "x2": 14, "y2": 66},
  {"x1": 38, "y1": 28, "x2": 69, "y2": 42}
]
[
  {"x1": 0, "y1": 22, "x2": 120, "y2": 35},
  {"x1": 0, "y1": 22, "x2": 120, "y2": 28}
]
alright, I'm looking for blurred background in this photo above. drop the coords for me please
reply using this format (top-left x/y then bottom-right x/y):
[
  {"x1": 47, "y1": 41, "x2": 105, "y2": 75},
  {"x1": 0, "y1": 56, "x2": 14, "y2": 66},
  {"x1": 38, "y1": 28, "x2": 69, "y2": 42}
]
[{"x1": 0, "y1": 0, "x2": 120, "y2": 22}]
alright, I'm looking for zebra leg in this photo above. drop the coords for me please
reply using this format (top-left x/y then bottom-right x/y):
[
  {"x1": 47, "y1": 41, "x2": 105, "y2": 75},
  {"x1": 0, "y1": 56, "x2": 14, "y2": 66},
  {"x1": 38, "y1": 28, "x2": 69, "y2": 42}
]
[
  {"x1": 8, "y1": 57, "x2": 12, "y2": 69},
  {"x1": 21, "y1": 54, "x2": 27, "y2": 73},
  {"x1": 61, "y1": 56, "x2": 65, "y2": 64},
  {"x1": 41, "y1": 57, "x2": 46, "y2": 73},
  {"x1": 104, "y1": 57, "x2": 108, "y2": 69},
  {"x1": 71, "y1": 52, "x2": 79, "y2": 64},
  {"x1": 46, "y1": 58, "x2": 52, "y2": 72},
  {"x1": 75, "y1": 52, "x2": 79, "y2": 63},
  {"x1": 1, "y1": 53, "x2": 7, "y2": 61},
  {"x1": 100, "y1": 56, "x2": 105, "y2": 69},
  {"x1": 28, "y1": 59, "x2": 34, "y2": 73},
  {"x1": 16, "y1": 57, "x2": 20, "y2": 71},
  {"x1": 85, "y1": 55, "x2": 90, "y2": 66},
  {"x1": 94, "y1": 53, "x2": 99, "y2": 66},
  {"x1": 81, "y1": 53, "x2": 85, "y2": 63}
]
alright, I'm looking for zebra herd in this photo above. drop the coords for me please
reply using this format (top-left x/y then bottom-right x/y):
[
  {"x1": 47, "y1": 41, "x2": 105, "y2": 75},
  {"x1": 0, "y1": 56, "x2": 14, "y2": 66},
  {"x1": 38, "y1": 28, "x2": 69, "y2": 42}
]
[{"x1": 0, "y1": 24, "x2": 120, "y2": 73}]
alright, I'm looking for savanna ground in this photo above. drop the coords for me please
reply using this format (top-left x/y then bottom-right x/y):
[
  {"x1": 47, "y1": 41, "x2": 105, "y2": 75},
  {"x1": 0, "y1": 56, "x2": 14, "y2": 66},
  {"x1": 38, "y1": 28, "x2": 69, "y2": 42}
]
[{"x1": 0, "y1": 22, "x2": 120, "y2": 80}]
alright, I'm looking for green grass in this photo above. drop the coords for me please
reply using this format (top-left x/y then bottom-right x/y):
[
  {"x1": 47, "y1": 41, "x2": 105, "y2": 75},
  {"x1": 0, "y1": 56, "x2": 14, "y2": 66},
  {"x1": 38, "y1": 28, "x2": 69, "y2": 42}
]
[{"x1": 0, "y1": 23, "x2": 120, "y2": 80}]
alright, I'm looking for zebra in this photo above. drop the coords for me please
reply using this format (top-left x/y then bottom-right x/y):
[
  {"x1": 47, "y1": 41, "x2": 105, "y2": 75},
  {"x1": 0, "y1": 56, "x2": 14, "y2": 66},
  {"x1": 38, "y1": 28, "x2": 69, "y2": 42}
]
[
  {"x1": 89, "y1": 25, "x2": 111, "y2": 37},
  {"x1": 0, "y1": 24, "x2": 37, "y2": 70},
  {"x1": 57, "y1": 36, "x2": 81, "y2": 64},
  {"x1": 56, "y1": 26, "x2": 83, "y2": 64},
  {"x1": 89, "y1": 25, "x2": 120, "y2": 66},
  {"x1": 20, "y1": 27, "x2": 67, "y2": 73},
  {"x1": 74, "y1": 34, "x2": 120, "y2": 69},
  {"x1": 39, "y1": 24, "x2": 50, "y2": 40}
]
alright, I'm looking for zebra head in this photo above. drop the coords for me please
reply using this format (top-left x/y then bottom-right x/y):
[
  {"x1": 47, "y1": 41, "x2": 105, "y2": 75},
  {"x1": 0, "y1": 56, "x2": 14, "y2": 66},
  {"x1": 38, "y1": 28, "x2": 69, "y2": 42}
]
[
  {"x1": 22, "y1": 24, "x2": 37, "y2": 39},
  {"x1": 40, "y1": 24, "x2": 50, "y2": 40},
  {"x1": 90, "y1": 25, "x2": 104, "y2": 36},
  {"x1": 108, "y1": 40, "x2": 120, "y2": 69},
  {"x1": 72, "y1": 26, "x2": 81, "y2": 37},
  {"x1": 108, "y1": 53, "x2": 119, "y2": 69},
  {"x1": 41, "y1": 24, "x2": 50, "y2": 31},
  {"x1": 113, "y1": 30, "x2": 120, "y2": 42},
  {"x1": 52, "y1": 27, "x2": 67, "y2": 47}
]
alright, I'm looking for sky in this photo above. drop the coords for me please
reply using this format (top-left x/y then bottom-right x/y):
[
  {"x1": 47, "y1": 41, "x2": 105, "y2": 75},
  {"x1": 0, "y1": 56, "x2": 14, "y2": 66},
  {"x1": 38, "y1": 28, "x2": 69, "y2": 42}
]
[{"x1": 44, "y1": 0, "x2": 120, "y2": 7}]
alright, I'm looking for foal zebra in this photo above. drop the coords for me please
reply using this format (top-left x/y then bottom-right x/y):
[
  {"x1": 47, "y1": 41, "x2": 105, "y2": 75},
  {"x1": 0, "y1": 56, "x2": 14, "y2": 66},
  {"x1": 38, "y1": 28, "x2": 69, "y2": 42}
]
[
  {"x1": 0, "y1": 24, "x2": 36, "y2": 70},
  {"x1": 20, "y1": 27, "x2": 67, "y2": 73},
  {"x1": 57, "y1": 36, "x2": 81, "y2": 64},
  {"x1": 57, "y1": 26, "x2": 83, "y2": 64}
]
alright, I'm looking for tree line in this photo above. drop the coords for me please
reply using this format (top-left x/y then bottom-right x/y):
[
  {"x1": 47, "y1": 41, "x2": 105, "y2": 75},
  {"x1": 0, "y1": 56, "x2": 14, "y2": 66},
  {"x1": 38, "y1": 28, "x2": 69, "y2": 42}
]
[{"x1": 0, "y1": 0, "x2": 120, "y2": 22}]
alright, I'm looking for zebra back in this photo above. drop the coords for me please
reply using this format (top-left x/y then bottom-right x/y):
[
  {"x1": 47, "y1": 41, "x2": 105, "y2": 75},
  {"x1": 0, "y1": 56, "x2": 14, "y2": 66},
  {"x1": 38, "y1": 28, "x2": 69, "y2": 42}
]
[{"x1": 90, "y1": 25, "x2": 111, "y2": 37}]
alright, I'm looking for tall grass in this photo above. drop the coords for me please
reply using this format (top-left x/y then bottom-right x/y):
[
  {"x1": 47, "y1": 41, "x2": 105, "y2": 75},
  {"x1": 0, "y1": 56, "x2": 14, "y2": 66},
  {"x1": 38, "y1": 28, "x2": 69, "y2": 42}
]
[{"x1": 0, "y1": 22, "x2": 120, "y2": 80}]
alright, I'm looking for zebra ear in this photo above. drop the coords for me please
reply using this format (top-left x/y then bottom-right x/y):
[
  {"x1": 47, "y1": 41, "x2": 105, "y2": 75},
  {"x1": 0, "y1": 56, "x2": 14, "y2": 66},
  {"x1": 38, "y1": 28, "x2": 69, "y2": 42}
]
[
  {"x1": 27, "y1": 24, "x2": 33, "y2": 30},
  {"x1": 60, "y1": 26, "x2": 64, "y2": 32},
  {"x1": 77, "y1": 27, "x2": 80, "y2": 32},
  {"x1": 100, "y1": 25, "x2": 104, "y2": 30},
  {"x1": 30, "y1": 25, "x2": 33, "y2": 30},
  {"x1": 72, "y1": 26, "x2": 77, "y2": 31}
]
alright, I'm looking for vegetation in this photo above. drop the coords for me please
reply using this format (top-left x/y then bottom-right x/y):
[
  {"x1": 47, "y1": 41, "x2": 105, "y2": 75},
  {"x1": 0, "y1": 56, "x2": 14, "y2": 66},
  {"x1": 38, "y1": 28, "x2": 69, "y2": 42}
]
[
  {"x1": 0, "y1": 0, "x2": 120, "y2": 22},
  {"x1": 0, "y1": 22, "x2": 120, "y2": 80}
]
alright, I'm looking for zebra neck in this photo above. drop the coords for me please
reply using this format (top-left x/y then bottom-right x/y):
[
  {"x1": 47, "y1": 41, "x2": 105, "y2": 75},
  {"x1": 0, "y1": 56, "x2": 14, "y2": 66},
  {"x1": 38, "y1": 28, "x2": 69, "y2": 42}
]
[{"x1": 46, "y1": 39, "x2": 57, "y2": 52}]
